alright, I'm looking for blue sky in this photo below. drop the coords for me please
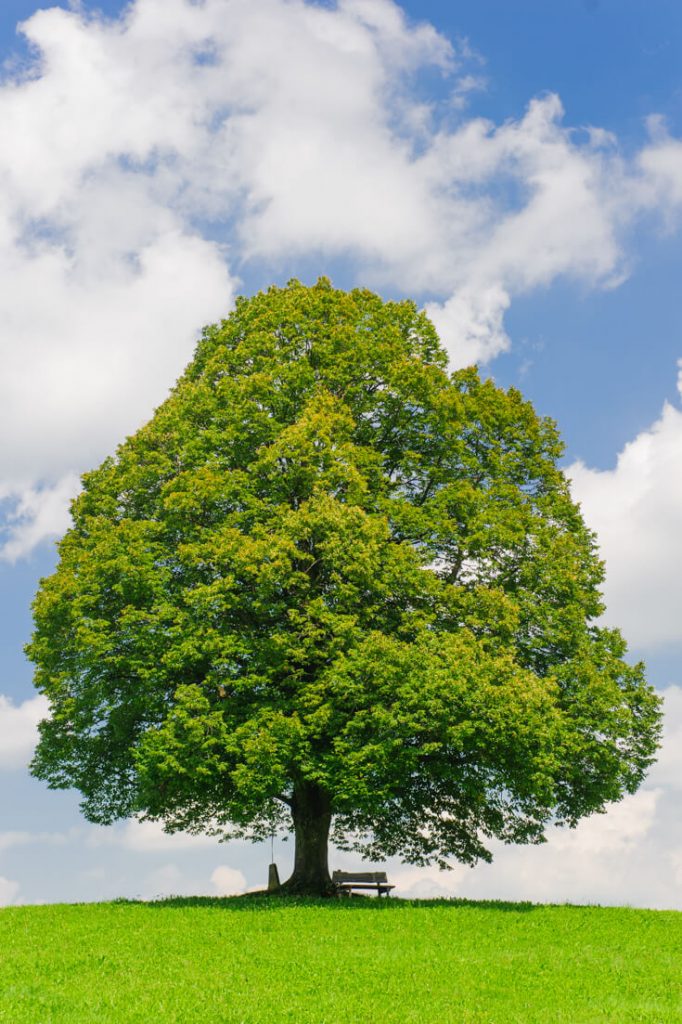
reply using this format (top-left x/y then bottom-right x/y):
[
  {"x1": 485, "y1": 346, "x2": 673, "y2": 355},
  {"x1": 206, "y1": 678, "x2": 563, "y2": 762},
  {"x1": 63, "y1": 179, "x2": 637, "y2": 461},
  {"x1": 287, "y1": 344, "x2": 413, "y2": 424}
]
[{"x1": 0, "y1": 0, "x2": 681, "y2": 907}]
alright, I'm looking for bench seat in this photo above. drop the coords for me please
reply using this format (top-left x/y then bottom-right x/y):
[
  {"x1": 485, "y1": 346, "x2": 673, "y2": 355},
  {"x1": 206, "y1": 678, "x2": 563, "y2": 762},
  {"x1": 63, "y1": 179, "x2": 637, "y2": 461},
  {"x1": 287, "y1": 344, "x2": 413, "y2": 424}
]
[{"x1": 332, "y1": 870, "x2": 394, "y2": 897}]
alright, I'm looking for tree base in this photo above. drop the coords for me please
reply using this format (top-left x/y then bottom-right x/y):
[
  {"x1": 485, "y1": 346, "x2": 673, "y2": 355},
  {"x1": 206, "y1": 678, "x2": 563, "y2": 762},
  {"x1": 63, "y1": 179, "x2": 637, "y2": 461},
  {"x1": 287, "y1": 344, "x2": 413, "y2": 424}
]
[{"x1": 278, "y1": 875, "x2": 338, "y2": 898}]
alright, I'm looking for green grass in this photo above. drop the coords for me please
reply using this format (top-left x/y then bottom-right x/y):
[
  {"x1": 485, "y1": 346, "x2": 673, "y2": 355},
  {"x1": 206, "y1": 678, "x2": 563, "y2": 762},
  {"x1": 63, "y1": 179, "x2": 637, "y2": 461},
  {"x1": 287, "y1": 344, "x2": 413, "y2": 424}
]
[{"x1": 0, "y1": 896, "x2": 680, "y2": 1023}]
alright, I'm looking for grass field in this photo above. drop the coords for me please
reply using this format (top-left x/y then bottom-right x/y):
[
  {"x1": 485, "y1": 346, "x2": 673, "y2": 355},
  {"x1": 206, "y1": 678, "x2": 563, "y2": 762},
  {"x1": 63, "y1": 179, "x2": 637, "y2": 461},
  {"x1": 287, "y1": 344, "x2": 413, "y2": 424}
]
[{"x1": 0, "y1": 896, "x2": 680, "y2": 1023}]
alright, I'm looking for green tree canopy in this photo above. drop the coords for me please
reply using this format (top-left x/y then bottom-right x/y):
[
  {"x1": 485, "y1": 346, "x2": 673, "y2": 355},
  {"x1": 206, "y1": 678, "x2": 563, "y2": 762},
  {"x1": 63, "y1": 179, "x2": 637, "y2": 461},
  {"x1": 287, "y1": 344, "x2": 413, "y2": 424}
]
[{"x1": 28, "y1": 279, "x2": 661, "y2": 894}]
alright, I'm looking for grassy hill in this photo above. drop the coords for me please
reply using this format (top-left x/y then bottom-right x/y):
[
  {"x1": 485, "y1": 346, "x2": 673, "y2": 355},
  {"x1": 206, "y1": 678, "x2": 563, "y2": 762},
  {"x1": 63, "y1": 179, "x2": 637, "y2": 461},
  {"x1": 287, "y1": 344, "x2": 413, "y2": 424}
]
[{"x1": 1, "y1": 896, "x2": 680, "y2": 1022}]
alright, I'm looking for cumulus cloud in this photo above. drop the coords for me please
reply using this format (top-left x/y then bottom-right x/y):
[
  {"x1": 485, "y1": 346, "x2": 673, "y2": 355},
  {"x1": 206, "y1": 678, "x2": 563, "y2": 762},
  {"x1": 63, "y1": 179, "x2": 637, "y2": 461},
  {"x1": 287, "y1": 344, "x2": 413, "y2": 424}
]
[
  {"x1": 646, "y1": 685, "x2": 682, "y2": 790},
  {"x1": 425, "y1": 284, "x2": 511, "y2": 367},
  {"x1": 393, "y1": 788, "x2": 674, "y2": 908},
  {"x1": 0, "y1": 475, "x2": 80, "y2": 562},
  {"x1": 210, "y1": 864, "x2": 247, "y2": 896},
  {"x1": 458, "y1": 789, "x2": 675, "y2": 909},
  {"x1": 569, "y1": 366, "x2": 682, "y2": 649},
  {"x1": 548, "y1": 789, "x2": 661, "y2": 855},
  {"x1": 0, "y1": 694, "x2": 48, "y2": 770},
  {"x1": 0, "y1": 830, "x2": 68, "y2": 852},
  {"x1": 137, "y1": 862, "x2": 246, "y2": 898},
  {"x1": 0, "y1": 876, "x2": 20, "y2": 906},
  {"x1": 0, "y1": 832, "x2": 33, "y2": 852},
  {"x1": 142, "y1": 863, "x2": 197, "y2": 899},
  {"x1": 87, "y1": 818, "x2": 219, "y2": 851},
  {"x1": 1, "y1": 0, "x2": 682, "y2": 556},
  {"x1": 637, "y1": 116, "x2": 682, "y2": 214}
]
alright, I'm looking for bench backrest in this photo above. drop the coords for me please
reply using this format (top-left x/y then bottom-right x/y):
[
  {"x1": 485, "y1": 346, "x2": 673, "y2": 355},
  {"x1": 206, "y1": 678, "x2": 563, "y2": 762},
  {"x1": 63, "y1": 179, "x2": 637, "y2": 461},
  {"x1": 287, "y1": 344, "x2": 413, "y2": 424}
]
[{"x1": 332, "y1": 871, "x2": 388, "y2": 883}]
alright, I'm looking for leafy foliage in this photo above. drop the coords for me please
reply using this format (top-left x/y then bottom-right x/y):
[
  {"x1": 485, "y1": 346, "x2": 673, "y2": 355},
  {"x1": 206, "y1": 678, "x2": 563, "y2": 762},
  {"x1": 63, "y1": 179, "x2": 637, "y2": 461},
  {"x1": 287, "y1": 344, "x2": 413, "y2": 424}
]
[{"x1": 28, "y1": 278, "x2": 661, "y2": 868}]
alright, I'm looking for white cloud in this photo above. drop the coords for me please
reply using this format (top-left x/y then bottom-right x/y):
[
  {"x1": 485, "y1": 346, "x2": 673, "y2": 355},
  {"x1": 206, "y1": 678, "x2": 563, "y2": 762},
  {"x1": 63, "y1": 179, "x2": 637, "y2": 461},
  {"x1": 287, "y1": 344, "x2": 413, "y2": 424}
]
[
  {"x1": 0, "y1": 694, "x2": 48, "y2": 770},
  {"x1": 139, "y1": 862, "x2": 246, "y2": 899},
  {"x1": 390, "y1": 862, "x2": 468, "y2": 899},
  {"x1": 646, "y1": 686, "x2": 682, "y2": 790},
  {"x1": 0, "y1": 830, "x2": 68, "y2": 852},
  {"x1": 569, "y1": 367, "x2": 682, "y2": 649},
  {"x1": 637, "y1": 117, "x2": 682, "y2": 214},
  {"x1": 0, "y1": 475, "x2": 80, "y2": 562},
  {"x1": 0, "y1": 831, "x2": 32, "y2": 852},
  {"x1": 0, "y1": 876, "x2": 20, "y2": 906},
  {"x1": 2, "y1": 0, "x2": 682, "y2": 559},
  {"x1": 670, "y1": 849, "x2": 682, "y2": 886},
  {"x1": 87, "y1": 818, "x2": 219, "y2": 852},
  {"x1": 391, "y1": 788, "x2": 675, "y2": 908},
  {"x1": 142, "y1": 863, "x2": 198, "y2": 899},
  {"x1": 548, "y1": 789, "x2": 661, "y2": 855},
  {"x1": 210, "y1": 864, "x2": 247, "y2": 896},
  {"x1": 425, "y1": 284, "x2": 511, "y2": 367}
]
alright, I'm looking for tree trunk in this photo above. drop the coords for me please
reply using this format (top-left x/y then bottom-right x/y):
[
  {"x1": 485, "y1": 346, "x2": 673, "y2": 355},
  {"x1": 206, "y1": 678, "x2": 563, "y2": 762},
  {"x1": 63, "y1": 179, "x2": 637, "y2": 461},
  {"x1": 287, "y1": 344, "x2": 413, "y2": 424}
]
[{"x1": 281, "y1": 781, "x2": 333, "y2": 896}]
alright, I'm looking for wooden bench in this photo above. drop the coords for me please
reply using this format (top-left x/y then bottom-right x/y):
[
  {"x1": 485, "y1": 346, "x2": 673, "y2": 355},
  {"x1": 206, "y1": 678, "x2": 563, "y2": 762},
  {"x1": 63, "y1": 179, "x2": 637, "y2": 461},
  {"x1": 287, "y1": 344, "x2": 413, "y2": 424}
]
[{"x1": 332, "y1": 870, "x2": 394, "y2": 897}]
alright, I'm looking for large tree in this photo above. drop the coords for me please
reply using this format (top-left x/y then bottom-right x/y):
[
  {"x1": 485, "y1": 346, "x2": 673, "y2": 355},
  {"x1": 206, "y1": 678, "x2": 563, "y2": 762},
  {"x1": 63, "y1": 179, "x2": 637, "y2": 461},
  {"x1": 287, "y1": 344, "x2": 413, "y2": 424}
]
[{"x1": 29, "y1": 279, "x2": 661, "y2": 895}]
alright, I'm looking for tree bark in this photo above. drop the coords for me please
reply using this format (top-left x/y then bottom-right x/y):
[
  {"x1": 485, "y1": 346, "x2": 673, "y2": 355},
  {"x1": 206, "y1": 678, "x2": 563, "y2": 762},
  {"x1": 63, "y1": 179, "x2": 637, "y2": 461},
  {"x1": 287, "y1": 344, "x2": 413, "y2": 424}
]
[{"x1": 281, "y1": 781, "x2": 333, "y2": 895}]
